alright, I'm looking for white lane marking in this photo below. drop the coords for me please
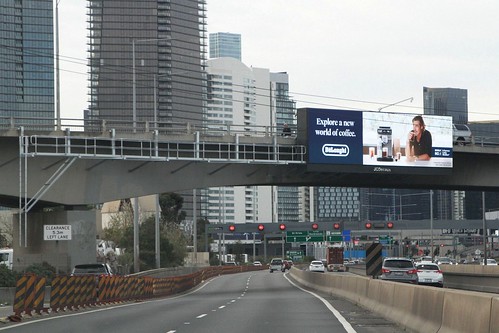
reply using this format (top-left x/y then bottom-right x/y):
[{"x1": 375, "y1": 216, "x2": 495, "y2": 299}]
[
  {"x1": 284, "y1": 274, "x2": 357, "y2": 333},
  {"x1": 196, "y1": 314, "x2": 207, "y2": 319},
  {"x1": 230, "y1": 300, "x2": 236, "y2": 303},
  {"x1": 218, "y1": 305, "x2": 226, "y2": 309},
  {"x1": 166, "y1": 330, "x2": 176, "y2": 333}
]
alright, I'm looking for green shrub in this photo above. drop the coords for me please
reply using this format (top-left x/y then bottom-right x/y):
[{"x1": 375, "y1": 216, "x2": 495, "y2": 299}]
[
  {"x1": 24, "y1": 262, "x2": 56, "y2": 285},
  {"x1": 0, "y1": 264, "x2": 17, "y2": 287}
]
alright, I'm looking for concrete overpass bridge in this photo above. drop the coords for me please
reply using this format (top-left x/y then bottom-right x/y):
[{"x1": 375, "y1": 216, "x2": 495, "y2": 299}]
[
  {"x1": 1, "y1": 118, "x2": 499, "y2": 209},
  {"x1": 1, "y1": 116, "x2": 498, "y2": 275}
]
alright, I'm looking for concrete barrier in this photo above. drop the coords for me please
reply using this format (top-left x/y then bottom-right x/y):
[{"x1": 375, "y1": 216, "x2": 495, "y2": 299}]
[
  {"x1": 439, "y1": 289, "x2": 492, "y2": 333},
  {"x1": 289, "y1": 267, "x2": 499, "y2": 333}
]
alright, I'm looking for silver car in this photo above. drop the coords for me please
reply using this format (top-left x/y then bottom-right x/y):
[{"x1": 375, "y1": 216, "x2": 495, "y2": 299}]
[
  {"x1": 269, "y1": 258, "x2": 283, "y2": 273},
  {"x1": 380, "y1": 258, "x2": 418, "y2": 284}
]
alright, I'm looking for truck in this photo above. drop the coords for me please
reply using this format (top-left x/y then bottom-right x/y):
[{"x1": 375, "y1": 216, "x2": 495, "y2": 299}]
[
  {"x1": 326, "y1": 247, "x2": 346, "y2": 272},
  {"x1": 0, "y1": 248, "x2": 13, "y2": 270}
]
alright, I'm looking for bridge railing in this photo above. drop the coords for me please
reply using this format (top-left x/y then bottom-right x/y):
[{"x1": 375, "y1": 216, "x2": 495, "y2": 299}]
[
  {"x1": 1, "y1": 116, "x2": 297, "y2": 139},
  {"x1": 23, "y1": 133, "x2": 306, "y2": 163}
]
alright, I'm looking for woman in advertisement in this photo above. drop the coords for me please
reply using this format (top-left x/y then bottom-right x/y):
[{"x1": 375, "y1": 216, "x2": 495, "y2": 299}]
[{"x1": 406, "y1": 115, "x2": 432, "y2": 161}]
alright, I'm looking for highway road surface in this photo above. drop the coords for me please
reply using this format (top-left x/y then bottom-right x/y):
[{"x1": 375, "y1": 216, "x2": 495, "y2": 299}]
[{"x1": 0, "y1": 270, "x2": 411, "y2": 333}]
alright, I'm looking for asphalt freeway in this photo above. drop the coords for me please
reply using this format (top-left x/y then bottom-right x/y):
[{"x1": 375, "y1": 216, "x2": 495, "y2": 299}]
[{"x1": 0, "y1": 271, "x2": 411, "y2": 333}]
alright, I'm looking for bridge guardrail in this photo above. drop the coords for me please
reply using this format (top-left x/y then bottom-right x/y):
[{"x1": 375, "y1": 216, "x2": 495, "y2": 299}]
[
  {"x1": 0, "y1": 116, "x2": 297, "y2": 138},
  {"x1": 23, "y1": 133, "x2": 306, "y2": 164},
  {"x1": 6, "y1": 265, "x2": 264, "y2": 322}
]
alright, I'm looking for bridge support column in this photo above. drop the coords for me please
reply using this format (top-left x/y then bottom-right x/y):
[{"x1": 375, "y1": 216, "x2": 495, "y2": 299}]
[{"x1": 12, "y1": 209, "x2": 99, "y2": 274}]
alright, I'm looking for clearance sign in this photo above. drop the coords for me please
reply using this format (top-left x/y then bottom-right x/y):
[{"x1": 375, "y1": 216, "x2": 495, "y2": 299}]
[{"x1": 44, "y1": 225, "x2": 72, "y2": 240}]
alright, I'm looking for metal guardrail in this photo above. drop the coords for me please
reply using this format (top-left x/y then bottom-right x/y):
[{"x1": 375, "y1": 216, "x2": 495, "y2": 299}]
[
  {"x1": 0, "y1": 116, "x2": 296, "y2": 139},
  {"x1": 22, "y1": 133, "x2": 306, "y2": 164}
]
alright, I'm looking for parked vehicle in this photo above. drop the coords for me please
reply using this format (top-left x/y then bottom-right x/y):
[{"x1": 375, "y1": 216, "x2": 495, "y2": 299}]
[
  {"x1": 71, "y1": 263, "x2": 113, "y2": 276},
  {"x1": 269, "y1": 258, "x2": 283, "y2": 273},
  {"x1": 380, "y1": 257, "x2": 418, "y2": 284},
  {"x1": 481, "y1": 258, "x2": 498, "y2": 266},
  {"x1": 326, "y1": 247, "x2": 346, "y2": 272},
  {"x1": 435, "y1": 257, "x2": 453, "y2": 265},
  {"x1": 253, "y1": 261, "x2": 262, "y2": 266},
  {"x1": 416, "y1": 262, "x2": 444, "y2": 287},
  {"x1": 309, "y1": 260, "x2": 325, "y2": 273},
  {"x1": 0, "y1": 248, "x2": 13, "y2": 270},
  {"x1": 453, "y1": 124, "x2": 473, "y2": 146}
]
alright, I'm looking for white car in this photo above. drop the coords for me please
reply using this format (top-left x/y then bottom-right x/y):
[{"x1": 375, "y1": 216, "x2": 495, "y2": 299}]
[
  {"x1": 481, "y1": 258, "x2": 498, "y2": 266},
  {"x1": 416, "y1": 263, "x2": 443, "y2": 287},
  {"x1": 453, "y1": 124, "x2": 473, "y2": 146},
  {"x1": 309, "y1": 260, "x2": 325, "y2": 273}
]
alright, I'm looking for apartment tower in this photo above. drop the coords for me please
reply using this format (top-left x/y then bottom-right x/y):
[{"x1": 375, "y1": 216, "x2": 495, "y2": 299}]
[{"x1": 86, "y1": 0, "x2": 207, "y2": 128}]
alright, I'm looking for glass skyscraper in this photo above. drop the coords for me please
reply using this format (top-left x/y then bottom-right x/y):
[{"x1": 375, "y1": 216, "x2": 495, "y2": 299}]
[
  {"x1": 209, "y1": 32, "x2": 241, "y2": 61},
  {"x1": 0, "y1": 0, "x2": 54, "y2": 125},
  {"x1": 86, "y1": 0, "x2": 207, "y2": 128},
  {"x1": 423, "y1": 87, "x2": 468, "y2": 124}
]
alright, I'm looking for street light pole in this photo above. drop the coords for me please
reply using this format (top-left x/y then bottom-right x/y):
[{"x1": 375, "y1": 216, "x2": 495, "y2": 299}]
[
  {"x1": 483, "y1": 191, "x2": 487, "y2": 265},
  {"x1": 55, "y1": 0, "x2": 61, "y2": 130},
  {"x1": 132, "y1": 40, "x2": 137, "y2": 133},
  {"x1": 378, "y1": 97, "x2": 413, "y2": 112},
  {"x1": 430, "y1": 190, "x2": 434, "y2": 260},
  {"x1": 132, "y1": 37, "x2": 173, "y2": 133}
]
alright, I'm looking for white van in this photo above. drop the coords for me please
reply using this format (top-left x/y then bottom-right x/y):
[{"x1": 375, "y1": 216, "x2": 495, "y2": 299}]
[
  {"x1": 453, "y1": 124, "x2": 473, "y2": 146},
  {"x1": 0, "y1": 248, "x2": 13, "y2": 270}
]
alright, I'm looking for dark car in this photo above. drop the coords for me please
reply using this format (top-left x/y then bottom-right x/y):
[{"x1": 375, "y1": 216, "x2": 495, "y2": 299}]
[
  {"x1": 281, "y1": 260, "x2": 292, "y2": 271},
  {"x1": 71, "y1": 263, "x2": 113, "y2": 276},
  {"x1": 380, "y1": 258, "x2": 418, "y2": 284}
]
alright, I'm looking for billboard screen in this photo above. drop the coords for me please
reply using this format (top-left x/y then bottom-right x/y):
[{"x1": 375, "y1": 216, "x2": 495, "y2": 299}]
[{"x1": 304, "y1": 108, "x2": 453, "y2": 174}]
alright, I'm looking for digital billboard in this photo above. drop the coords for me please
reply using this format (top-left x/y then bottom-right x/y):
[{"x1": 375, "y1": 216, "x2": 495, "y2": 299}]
[{"x1": 302, "y1": 108, "x2": 453, "y2": 174}]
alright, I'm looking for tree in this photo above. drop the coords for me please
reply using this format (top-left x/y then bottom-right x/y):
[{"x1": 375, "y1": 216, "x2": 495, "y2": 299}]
[
  {"x1": 159, "y1": 193, "x2": 186, "y2": 226},
  {"x1": 138, "y1": 216, "x2": 187, "y2": 269},
  {"x1": 196, "y1": 217, "x2": 210, "y2": 252},
  {"x1": 0, "y1": 213, "x2": 13, "y2": 248},
  {"x1": 103, "y1": 194, "x2": 189, "y2": 271},
  {"x1": 103, "y1": 199, "x2": 134, "y2": 249}
]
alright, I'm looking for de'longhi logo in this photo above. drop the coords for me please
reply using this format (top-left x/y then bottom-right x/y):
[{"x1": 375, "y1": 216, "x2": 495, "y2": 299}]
[{"x1": 322, "y1": 144, "x2": 349, "y2": 157}]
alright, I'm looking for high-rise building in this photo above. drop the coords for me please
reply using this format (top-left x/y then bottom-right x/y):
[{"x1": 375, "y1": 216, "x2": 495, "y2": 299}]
[
  {"x1": 203, "y1": 57, "x2": 303, "y2": 224},
  {"x1": 203, "y1": 57, "x2": 269, "y2": 224},
  {"x1": 0, "y1": 0, "x2": 54, "y2": 126},
  {"x1": 270, "y1": 72, "x2": 301, "y2": 223},
  {"x1": 209, "y1": 32, "x2": 241, "y2": 61},
  {"x1": 423, "y1": 87, "x2": 468, "y2": 124},
  {"x1": 86, "y1": 0, "x2": 207, "y2": 128},
  {"x1": 315, "y1": 187, "x2": 360, "y2": 222},
  {"x1": 423, "y1": 86, "x2": 469, "y2": 220}
]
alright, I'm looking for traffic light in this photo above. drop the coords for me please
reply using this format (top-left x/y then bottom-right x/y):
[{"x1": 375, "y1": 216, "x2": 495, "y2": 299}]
[
  {"x1": 387, "y1": 222, "x2": 394, "y2": 229},
  {"x1": 257, "y1": 224, "x2": 265, "y2": 231},
  {"x1": 311, "y1": 223, "x2": 319, "y2": 230},
  {"x1": 279, "y1": 223, "x2": 286, "y2": 231},
  {"x1": 365, "y1": 222, "x2": 372, "y2": 229},
  {"x1": 228, "y1": 225, "x2": 236, "y2": 232},
  {"x1": 333, "y1": 223, "x2": 341, "y2": 230}
]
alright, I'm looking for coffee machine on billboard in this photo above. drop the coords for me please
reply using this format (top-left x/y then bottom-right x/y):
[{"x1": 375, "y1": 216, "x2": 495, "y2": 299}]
[{"x1": 376, "y1": 126, "x2": 393, "y2": 161}]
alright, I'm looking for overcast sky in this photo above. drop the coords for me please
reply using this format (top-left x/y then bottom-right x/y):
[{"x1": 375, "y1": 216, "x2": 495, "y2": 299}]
[{"x1": 58, "y1": 1, "x2": 499, "y2": 122}]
